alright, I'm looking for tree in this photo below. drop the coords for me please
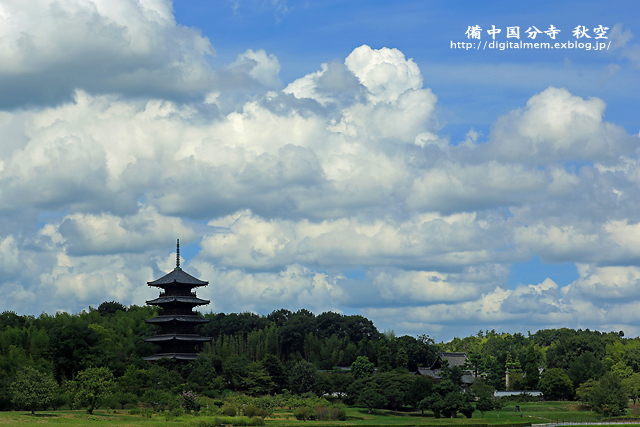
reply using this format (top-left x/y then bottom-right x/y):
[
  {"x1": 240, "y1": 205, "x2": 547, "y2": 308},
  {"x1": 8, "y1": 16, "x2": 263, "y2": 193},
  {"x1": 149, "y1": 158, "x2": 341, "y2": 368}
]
[
  {"x1": 72, "y1": 367, "x2": 115, "y2": 414},
  {"x1": 407, "y1": 376, "x2": 434, "y2": 407},
  {"x1": 262, "y1": 354, "x2": 287, "y2": 393},
  {"x1": 476, "y1": 397, "x2": 494, "y2": 417},
  {"x1": 523, "y1": 345, "x2": 541, "y2": 390},
  {"x1": 385, "y1": 387, "x2": 405, "y2": 414},
  {"x1": 611, "y1": 361, "x2": 634, "y2": 380},
  {"x1": 222, "y1": 354, "x2": 250, "y2": 390},
  {"x1": 10, "y1": 366, "x2": 57, "y2": 414},
  {"x1": 471, "y1": 378, "x2": 495, "y2": 417},
  {"x1": 396, "y1": 345, "x2": 408, "y2": 372},
  {"x1": 438, "y1": 360, "x2": 463, "y2": 387},
  {"x1": 568, "y1": 351, "x2": 605, "y2": 389},
  {"x1": 358, "y1": 387, "x2": 387, "y2": 413},
  {"x1": 463, "y1": 353, "x2": 483, "y2": 378},
  {"x1": 417, "y1": 396, "x2": 430, "y2": 415},
  {"x1": 505, "y1": 352, "x2": 523, "y2": 390},
  {"x1": 421, "y1": 394, "x2": 445, "y2": 418},
  {"x1": 244, "y1": 361, "x2": 276, "y2": 396},
  {"x1": 377, "y1": 345, "x2": 393, "y2": 373},
  {"x1": 97, "y1": 301, "x2": 127, "y2": 316},
  {"x1": 289, "y1": 361, "x2": 317, "y2": 395},
  {"x1": 591, "y1": 373, "x2": 628, "y2": 416},
  {"x1": 538, "y1": 368, "x2": 573, "y2": 400},
  {"x1": 331, "y1": 372, "x2": 355, "y2": 396},
  {"x1": 624, "y1": 347, "x2": 640, "y2": 373},
  {"x1": 350, "y1": 356, "x2": 375, "y2": 380},
  {"x1": 187, "y1": 355, "x2": 221, "y2": 389},
  {"x1": 623, "y1": 372, "x2": 640, "y2": 404},
  {"x1": 493, "y1": 398, "x2": 506, "y2": 417},
  {"x1": 576, "y1": 378, "x2": 598, "y2": 407}
]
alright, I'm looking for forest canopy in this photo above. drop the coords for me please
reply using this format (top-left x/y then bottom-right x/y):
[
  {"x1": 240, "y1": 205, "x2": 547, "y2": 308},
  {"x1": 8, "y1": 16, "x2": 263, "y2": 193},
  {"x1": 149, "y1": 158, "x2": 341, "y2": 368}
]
[{"x1": 0, "y1": 303, "x2": 634, "y2": 414}]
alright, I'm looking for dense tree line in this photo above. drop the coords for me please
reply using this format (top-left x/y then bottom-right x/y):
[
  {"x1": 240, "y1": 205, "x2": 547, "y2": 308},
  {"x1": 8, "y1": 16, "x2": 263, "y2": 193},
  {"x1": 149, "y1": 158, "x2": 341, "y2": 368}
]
[{"x1": 0, "y1": 304, "x2": 637, "y2": 416}]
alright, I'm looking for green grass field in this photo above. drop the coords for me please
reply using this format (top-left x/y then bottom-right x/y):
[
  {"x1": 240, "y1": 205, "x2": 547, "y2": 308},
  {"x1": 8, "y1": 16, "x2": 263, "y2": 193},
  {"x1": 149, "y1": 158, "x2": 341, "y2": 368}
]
[{"x1": 2, "y1": 402, "x2": 640, "y2": 427}]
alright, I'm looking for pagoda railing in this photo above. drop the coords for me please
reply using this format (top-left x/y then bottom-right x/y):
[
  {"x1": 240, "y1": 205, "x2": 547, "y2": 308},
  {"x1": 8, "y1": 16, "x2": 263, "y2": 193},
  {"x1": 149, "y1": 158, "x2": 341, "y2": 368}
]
[{"x1": 157, "y1": 291, "x2": 198, "y2": 297}]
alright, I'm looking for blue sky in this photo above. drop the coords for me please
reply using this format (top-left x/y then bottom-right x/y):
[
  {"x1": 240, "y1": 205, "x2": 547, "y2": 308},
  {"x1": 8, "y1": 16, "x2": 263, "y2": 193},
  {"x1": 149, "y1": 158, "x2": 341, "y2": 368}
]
[{"x1": 0, "y1": 0, "x2": 639, "y2": 342}]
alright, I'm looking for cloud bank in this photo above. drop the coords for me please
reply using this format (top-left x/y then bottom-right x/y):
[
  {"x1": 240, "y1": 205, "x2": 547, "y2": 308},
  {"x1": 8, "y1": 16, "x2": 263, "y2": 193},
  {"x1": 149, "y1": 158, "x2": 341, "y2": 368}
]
[{"x1": 1, "y1": 1, "x2": 639, "y2": 341}]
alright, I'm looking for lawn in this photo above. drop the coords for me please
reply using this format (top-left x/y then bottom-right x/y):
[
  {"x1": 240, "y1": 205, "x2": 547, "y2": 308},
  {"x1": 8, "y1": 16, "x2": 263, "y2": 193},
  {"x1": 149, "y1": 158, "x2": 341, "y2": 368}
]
[{"x1": 2, "y1": 402, "x2": 640, "y2": 427}]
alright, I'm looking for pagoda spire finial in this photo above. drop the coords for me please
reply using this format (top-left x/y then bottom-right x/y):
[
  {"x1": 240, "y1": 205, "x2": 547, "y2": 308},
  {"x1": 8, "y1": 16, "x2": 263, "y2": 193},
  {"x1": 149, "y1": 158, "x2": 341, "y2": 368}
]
[{"x1": 176, "y1": 239, "x2": 181, "y2": 270}]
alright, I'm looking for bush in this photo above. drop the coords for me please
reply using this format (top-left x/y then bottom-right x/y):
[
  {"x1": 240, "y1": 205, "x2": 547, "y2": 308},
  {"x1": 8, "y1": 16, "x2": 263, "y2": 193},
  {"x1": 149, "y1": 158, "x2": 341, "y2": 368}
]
[
  {"x1": 314, "y1": 405, "x2": 346, "y2": 421},
  {"x1": 141, "y1": 389, "x2": 174, "y2": 409},
  {"x1": 315, "y1": 406, "x2": 329, "y2": 420},
  {"x1": 180, "y1": 390, "x2": 200, "y2": 413},
  {"x1": 331, "y1": 407, "x2": 347, "y2": 421},
  {"x1": 195, "y1": 416, "x2": 265, "y2": 427},
  {"x1": 222, "y1": 404, "x2": 237, "y2": 416},
  {"x1": 250, "y1": 416, "x2": 265, "y2": 425},
  {"x1": 243, "y1": 404, "x2": 259, "y2": 417},
  {"x1": 243, "y1": 404, "x2": 269, "y2": 418},
  {"x1": 294, "y1": 406, "x2": 315, "y2": 421}
]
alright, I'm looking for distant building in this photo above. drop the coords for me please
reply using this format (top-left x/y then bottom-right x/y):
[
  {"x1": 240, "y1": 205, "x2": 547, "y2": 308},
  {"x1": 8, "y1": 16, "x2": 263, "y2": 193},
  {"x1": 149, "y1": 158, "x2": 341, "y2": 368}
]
[
  {"x1": 495, "y1": 390, "x2": 543, "y2": 398},
  {"x1": 416, "y1": 352, "x2": 478, "y2": 386},
  {"x1": 143, "y1": 240, "x2": 211, "y2": 361}
]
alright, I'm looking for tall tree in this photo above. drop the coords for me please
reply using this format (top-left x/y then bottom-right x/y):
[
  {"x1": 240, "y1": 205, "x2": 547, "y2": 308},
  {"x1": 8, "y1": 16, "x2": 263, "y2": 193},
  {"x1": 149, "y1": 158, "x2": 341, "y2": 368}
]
[
  {"x1": 351, "y1": 356, "x2": 375, "y2": 380},
  {"x1": 538, "y1": 368, "x2": 573, "y2": 400},
  {"x1": 568, "y1": 351, "x2": 605, "y2": 389},
  {"x1": 396, "y1": 345, "x2": 408, "y2": 372},
  {"x1": 289, "y1": 360, "x2": 317, "y2": 395},
  {"x1": 10, "y1": 366, "x2": 57, "y2": 414},
  {"x1": 523, "y1": 345, "x2": 540, "y2": 390},
  {"x1": 591, "y1": 373, "x2": 629, "y2": 416},
  {"x1": 623, "y1": 373, "x2": 640, "y2": 404},
  {"x1": 72, "y1": 367, "x2": 115, "y2": 414},
  {"x1": 470, "y1": 378, "x2": 495, "y2": 417},
  {"x1": 377, "y1": 345, "x2": 393, "y2": 373}
]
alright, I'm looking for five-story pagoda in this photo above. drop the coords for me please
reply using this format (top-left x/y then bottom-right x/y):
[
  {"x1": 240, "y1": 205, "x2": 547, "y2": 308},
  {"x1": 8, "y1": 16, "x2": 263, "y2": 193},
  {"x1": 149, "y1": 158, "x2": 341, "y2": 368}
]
[{"x1": 144, "y1": 240, "x2": 211, "y2": 361}]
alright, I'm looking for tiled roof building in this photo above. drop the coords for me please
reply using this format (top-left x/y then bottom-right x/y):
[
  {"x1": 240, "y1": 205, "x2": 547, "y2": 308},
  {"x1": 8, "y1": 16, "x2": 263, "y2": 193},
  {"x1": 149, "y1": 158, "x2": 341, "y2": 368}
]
[{"x1": 416, "y1": 352, "x2": 478, "y2": 386}]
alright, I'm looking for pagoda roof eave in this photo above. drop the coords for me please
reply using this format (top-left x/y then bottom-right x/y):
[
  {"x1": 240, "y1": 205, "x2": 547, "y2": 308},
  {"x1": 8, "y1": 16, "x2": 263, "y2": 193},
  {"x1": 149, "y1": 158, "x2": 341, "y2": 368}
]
[
  {"x1": 143, "y1": 334, "x2": 212, "y2": 343},
  {"x1": 146, "y1": 296, "x2": 210, "y2": 305},
  {"x1": 145, "y1": 315, "x2": 210, "y2": 324},
  {"x1": 147, "y1": 268, "x2": 208, "y2": 287},
  {"x1": 143, "y1": 353, "x2": 198, "y2": 361}
]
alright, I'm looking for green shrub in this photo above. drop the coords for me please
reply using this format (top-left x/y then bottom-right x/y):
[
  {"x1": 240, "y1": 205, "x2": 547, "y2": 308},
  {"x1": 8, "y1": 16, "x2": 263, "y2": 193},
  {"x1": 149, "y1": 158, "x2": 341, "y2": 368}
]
[
  {"x1": 222, "y1": 404, "x2": 237, "y2": 416},
  {"x1": 251, "y1": 416, "x2": 265, "y2": 425},
  {"x1": 294, "y1": 406, "x2": 315, "y2": 421},
  {"x1": 313, "y1": 405, "x2": 346, "y2": 421},
  {"x1": 195, "y1": 416, "x2": 265, "y2": 427}
]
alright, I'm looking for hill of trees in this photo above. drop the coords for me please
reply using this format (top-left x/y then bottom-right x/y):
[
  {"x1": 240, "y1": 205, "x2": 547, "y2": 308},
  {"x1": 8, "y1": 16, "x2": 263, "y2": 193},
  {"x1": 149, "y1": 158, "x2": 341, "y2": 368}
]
[{"x1": 0, "y1": 302, "x2": 637, "y2": 416}]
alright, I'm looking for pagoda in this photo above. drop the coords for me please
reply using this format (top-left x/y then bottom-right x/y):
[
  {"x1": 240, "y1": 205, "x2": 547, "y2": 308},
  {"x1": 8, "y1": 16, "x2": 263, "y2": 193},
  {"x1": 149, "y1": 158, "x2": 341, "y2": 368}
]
[{"x1": 143, "y1": 240, "x2": 211, "y2": 361}]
